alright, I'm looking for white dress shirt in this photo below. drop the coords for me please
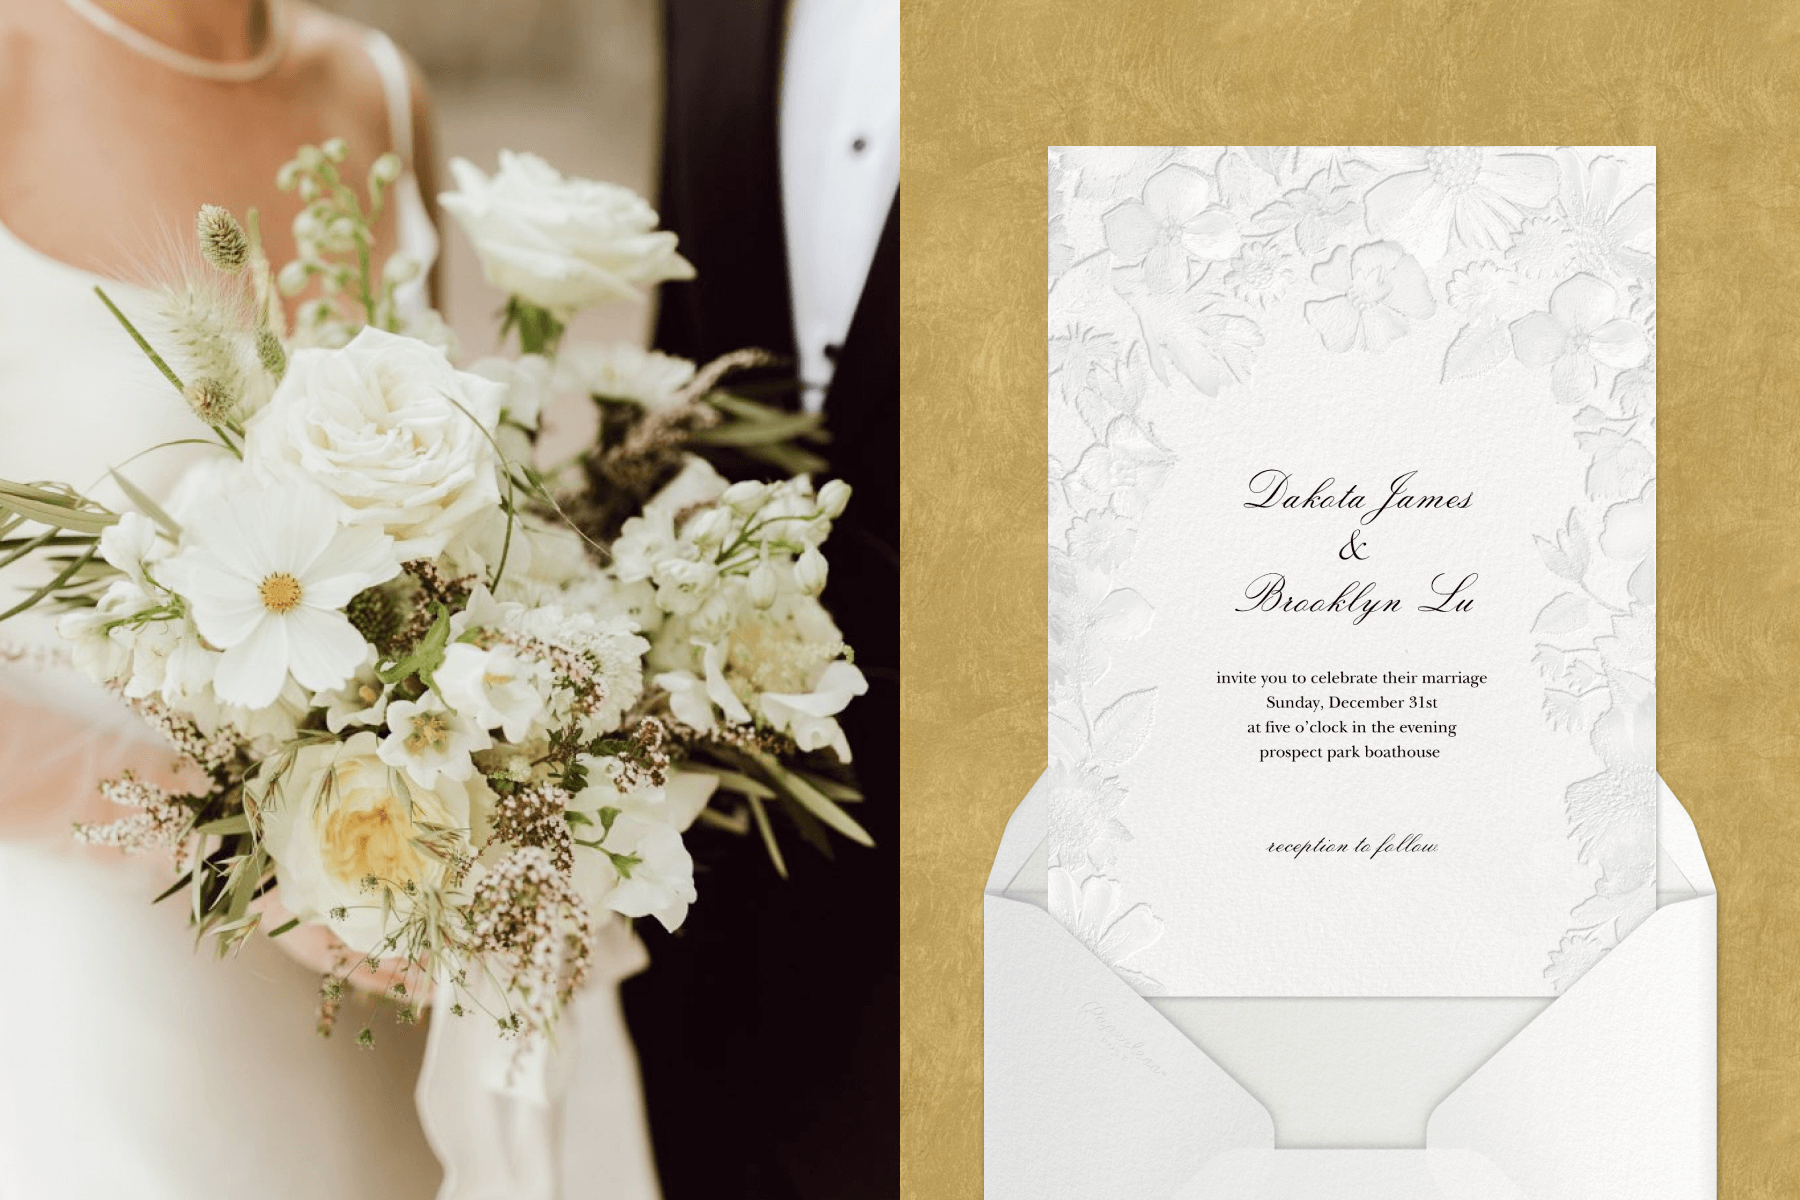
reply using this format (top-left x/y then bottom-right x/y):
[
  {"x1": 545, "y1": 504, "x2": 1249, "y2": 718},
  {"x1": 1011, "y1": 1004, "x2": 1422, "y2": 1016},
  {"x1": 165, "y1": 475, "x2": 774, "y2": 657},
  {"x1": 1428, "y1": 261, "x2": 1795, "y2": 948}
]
[{"x1": 779, "y1": 0, "x2": 900, "y2": 414}]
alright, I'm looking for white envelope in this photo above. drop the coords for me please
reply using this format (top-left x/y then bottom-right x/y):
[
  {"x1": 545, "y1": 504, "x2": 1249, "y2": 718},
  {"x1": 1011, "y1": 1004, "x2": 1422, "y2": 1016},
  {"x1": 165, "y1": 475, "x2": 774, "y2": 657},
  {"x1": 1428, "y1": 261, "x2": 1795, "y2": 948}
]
[{"x1": 984, "y1": 770, "x2": 1715, "y2": 1199}]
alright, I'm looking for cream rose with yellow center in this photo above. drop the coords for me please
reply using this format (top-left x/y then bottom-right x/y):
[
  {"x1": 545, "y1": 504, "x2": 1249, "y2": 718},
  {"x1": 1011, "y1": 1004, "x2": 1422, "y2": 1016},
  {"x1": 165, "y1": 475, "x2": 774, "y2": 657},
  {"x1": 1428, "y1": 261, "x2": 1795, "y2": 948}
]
[{"x1": 254, "y1": 730, "x2": 491, "y2": 954}]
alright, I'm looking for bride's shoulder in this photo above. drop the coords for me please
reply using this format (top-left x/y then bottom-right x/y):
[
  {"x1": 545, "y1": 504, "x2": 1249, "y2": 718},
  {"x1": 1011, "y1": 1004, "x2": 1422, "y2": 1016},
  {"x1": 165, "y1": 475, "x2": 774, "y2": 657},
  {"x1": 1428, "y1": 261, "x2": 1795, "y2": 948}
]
[
  {"x1": 284, "y1": 4, "x2": 433, "y2": 124},
  {"x1": 282, "y1": 4, "x2": 435, "y2": 166}
]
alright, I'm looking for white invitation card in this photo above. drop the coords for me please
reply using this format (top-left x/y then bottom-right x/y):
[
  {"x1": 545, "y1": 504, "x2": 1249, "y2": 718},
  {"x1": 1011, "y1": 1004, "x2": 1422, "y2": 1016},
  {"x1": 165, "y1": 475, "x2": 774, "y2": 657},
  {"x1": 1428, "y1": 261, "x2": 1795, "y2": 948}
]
[{"x1": 1047, "y1": 147, "x2": 1656, "y2": 996}]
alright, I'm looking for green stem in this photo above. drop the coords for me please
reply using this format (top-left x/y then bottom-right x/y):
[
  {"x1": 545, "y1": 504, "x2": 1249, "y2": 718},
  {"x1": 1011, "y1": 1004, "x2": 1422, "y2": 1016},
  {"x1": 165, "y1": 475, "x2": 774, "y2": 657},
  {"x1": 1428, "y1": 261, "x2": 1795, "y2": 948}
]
[{"x1": 94, "y1": 287, "x2": 184, "y2": 396}]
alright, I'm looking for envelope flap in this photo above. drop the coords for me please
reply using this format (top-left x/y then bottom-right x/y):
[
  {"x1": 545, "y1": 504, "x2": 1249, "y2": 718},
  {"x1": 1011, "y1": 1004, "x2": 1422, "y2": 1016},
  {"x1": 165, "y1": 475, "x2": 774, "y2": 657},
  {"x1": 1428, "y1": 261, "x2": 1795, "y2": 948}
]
[
  {"x1": 985, "y1": 893, "x2": 1272, "y2": 1199},
  {"x1": 1660, "y1": 774, "x2": 1715, "y2": 894},
  {"x1": 1427, "y1": 778, "x2": 1715, "y2": 1199},
  {"x1": 986, "y1": 769, "x2": 1050, "y2": 894}
]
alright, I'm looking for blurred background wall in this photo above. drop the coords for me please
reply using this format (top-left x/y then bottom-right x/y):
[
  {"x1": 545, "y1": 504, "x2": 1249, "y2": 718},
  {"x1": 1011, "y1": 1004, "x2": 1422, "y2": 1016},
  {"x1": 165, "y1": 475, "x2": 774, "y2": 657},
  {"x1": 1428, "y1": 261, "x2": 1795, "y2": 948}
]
[{"x1": 321, "y1": 0, "x2": 663, "y2": 456}]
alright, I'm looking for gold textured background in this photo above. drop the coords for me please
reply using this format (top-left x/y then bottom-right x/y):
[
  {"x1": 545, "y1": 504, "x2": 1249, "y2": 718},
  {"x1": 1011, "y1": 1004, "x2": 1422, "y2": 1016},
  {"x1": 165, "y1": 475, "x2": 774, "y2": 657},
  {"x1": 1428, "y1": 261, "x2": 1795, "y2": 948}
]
[{"x1": 900, "y1": 1, "x2": 1800, "y2": 1195}]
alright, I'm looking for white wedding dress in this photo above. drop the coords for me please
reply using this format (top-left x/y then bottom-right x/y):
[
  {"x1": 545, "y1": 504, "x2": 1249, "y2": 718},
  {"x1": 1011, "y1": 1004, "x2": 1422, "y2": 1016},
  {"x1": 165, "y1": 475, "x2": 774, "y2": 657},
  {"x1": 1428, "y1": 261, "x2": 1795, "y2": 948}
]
[{"x1": 0, "y1": 30, "x2": 658, "y2": 1200}]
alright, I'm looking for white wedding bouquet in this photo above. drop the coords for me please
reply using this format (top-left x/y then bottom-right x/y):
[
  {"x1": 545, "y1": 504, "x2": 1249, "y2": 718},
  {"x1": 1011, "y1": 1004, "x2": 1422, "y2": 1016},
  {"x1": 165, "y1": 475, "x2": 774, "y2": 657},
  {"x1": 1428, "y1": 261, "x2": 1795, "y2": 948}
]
[{"x1": 0, "y1": 142, "x2": 867, "y2": 1044}]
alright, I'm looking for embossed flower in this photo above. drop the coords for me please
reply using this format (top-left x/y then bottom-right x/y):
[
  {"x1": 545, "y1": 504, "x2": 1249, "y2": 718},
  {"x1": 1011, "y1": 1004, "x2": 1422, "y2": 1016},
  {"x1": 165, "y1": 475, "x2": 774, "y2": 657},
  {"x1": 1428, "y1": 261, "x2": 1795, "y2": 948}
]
[
  {"x1": 1048, "y1": 867, "x2": 1164, "y2": 987},
  {"x1": 1363, "y1": 147, "x2": 1559, "y2": 264},
  {"x1": 1304, "y1": 242, "x2": 1436, "y2": 353},
  {"x1": 1222, "y1": 239, "x2": 1295, "y2": 309},
  {"x1": 1555, "y1": 148, "x2": 1655, "y2": 279},
  {"x1": 1251, "y1": 169, "x2": 1364, "y2": 258},
  {"x1": 1066, "y1": 422, "x2": 1175, "y2": 517},
  {"x1": 1067, "y1": 509, "x2": 1136, "y2": 571},
  {"x1": 1506, "y1": 214, "x2": 1576, "y2": 280},
  {"x1": 1101, "y1": 164, "x2": 1241, "y2": 293},
  {"x1": 1509, "y1": 273, "x2": 1650, "y2": 403},
  {"x1": 1444, "y1": 260, "x2": 1521, "y2": 323}
]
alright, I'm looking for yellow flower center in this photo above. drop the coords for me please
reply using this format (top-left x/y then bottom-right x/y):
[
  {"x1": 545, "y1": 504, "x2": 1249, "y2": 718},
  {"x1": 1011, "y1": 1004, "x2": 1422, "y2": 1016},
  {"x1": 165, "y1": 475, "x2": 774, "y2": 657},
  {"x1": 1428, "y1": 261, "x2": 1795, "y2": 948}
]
[
  {"x1": 322, "y1": 799, "x2": 427, "y2": 887},
  {"x1": 404, "y1": 711, "x2": 452, "y2": 755},
  {"x1": 259, "y1": 572, "x2": 304, "y2": 613}
]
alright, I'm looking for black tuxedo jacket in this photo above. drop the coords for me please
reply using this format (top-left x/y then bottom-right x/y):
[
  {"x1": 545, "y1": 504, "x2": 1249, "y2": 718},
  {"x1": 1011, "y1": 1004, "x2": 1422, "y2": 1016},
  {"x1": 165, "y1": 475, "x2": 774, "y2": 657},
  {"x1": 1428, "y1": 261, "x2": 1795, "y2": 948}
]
[{"x1": 622, "y1": 4, "x2": 898, "y2": 1198}]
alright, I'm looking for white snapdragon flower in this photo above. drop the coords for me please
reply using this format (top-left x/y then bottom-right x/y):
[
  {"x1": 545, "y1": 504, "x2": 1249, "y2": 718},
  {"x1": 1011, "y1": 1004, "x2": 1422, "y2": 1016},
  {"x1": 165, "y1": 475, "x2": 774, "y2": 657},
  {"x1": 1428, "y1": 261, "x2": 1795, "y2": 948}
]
[
  {"x1": 437, "y1": 642, "x2": 548, "y2": 742},
  {"x1": 654, "y1": 640, "x2": 750, "y2": 733},
  {"x1": 98, "y1": 512, "x2": 164, "y2": 588},
  {"x1": 439, "y1": 152, "x2": 695, "y2": 316},
  {"x1": 314, "y1": 662, "x2": 390, "y2": 733},
  {"x1": 242, "y1": 326, "x2": 507, "y2": 560},
  {"x1": 159, "y1": 471, "x2": 400, "y2": 709},
  {"x1": 567, "y1": 776, "x2": 709, "y2": 934},
  {"x1": 759, "y1": 659, "x2": 869, "y2": 763},
  {"x1": 555, "y1": 342, "x2": 696, "y2": 409},
  {"x1": 378, "y1": 692, "x2": 492, "y2": 787},
  {"x1": 58, "y1": 580, "x2": 148, "y2": 686}
]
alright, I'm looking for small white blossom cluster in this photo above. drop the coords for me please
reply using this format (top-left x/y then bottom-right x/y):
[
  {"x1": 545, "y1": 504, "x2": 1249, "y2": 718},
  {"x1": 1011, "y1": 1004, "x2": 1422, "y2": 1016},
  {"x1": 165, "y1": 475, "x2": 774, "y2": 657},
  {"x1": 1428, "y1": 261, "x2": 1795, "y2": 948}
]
[
  {"x1": 17, "y1": 145, "x2": 868, "y2": 1046},
  {"x1": 612, "y1": 470, "x2": 867, "y2": 763}
]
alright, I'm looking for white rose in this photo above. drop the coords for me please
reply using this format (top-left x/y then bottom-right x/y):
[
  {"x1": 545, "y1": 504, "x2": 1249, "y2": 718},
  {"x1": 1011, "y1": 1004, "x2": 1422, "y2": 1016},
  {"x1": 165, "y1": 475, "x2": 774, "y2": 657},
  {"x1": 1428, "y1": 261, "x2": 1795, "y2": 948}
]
[
  {"x1": 440, "y1": 151, "x2": 695, "y2": 316},
  {"x1": 242, "y1": 326, "x2": 506, "y2": 560},
  {"x1": 255, "y1": 730, "x2": 489, "y2": 954}
]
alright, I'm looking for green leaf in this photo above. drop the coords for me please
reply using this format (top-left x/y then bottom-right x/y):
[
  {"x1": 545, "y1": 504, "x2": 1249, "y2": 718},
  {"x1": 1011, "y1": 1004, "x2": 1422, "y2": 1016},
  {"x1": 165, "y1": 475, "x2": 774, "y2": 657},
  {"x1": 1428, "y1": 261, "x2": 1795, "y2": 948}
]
[
  {"x1": 689, "y1": 412, "x2": 823, "y2": 447},
  {"x1": 378, "y1": 602, "x2": 452, "y2": 689},
  {"x1": 94, "y1": 286, "x2": 185, "y2": 396},
  {"x1": 108, "y1": 468, "x2": 181, "y2": 539},
  {"x1": 0, "y1": 543, "x2": 99, "y2": 622},
  {"x1": 745, "y1": 793, "x2": 789, "y2": 880},
  {"x1": 750, "y1": 749, "x2": 873, "y2": 847},
  {"x1": 267, "y1": 917, "x2": 301, "y2": 939},
  {"x1": 0, "y1": 480, "x2": 118, "y2": 534},
  {"x1": 681, "y1": 764, "x2": 777, "y2": 800},
  {"x1": 796, "y1": 771, "x2": 863, "y2": 803},
  {"x1": 193, "y1": 813, "x2": 251, "y2": 837}
]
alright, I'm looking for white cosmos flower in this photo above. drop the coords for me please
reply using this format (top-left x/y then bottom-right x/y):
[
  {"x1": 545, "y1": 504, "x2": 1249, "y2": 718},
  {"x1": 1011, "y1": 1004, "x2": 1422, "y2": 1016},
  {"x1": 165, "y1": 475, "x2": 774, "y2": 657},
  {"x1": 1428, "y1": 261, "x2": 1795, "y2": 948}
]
[
  {"x1": 160, "y1": 473, "x2": 400, "y2": 709},
  {"x1": 437, "y1": 641, "x2": 548, "y2": 742},
  {"x1": 378, "y1": 691, "x2": 492, "y2": 787}
]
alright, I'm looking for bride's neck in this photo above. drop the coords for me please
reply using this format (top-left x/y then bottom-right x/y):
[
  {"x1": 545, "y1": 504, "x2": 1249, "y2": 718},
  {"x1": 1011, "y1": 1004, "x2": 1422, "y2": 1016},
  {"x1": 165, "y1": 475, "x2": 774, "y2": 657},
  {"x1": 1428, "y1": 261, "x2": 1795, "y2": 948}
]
[{"x1": 85, "y1": 0, "x2": 272, "y2": 61}]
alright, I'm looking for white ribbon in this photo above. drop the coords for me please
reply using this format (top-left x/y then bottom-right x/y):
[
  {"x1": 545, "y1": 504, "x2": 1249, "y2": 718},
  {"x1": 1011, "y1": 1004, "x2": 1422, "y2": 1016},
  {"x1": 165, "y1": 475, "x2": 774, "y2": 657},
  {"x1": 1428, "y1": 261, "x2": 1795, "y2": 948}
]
[{"x1": 416, "y1": 921, "x2": 661, "y2": 1200}]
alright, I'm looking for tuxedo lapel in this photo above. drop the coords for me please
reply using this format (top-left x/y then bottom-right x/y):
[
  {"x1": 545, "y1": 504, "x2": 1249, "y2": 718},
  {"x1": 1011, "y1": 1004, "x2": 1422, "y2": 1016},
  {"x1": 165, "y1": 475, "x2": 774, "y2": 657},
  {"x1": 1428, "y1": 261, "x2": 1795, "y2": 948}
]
[
  {"x1": 819, "y1": 193, "x2": 899, "y2": 670},
  {"x1": 654, "y1": 0, "x2": 796, "y2": 363}
]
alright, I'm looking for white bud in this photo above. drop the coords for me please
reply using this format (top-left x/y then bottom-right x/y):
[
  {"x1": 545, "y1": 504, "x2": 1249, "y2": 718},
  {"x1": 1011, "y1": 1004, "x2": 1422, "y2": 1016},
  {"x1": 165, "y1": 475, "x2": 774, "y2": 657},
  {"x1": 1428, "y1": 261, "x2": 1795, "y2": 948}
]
[
  {"x1": 794, "y1": 545, "x2": 829, "y2": 596},
  {"x1": 383, "y1": 252, "x2": 420, "y2": 285},
  {"x1": 326, "y1": 217, "x2": 359, "y2": 251},
  {"x1": 684, "y1": 507, "x2": 735, "y2": 548},
  {"x1": 296, "y1": 145, "x2": 324, "y2": 170},
  {"x1": 818, "y1": 479, "x2": 852, "y2": 520},
  {"x1": 297, "y1": 175, "x2": 319, "y2": 202},
  {"x1": 721, "y1": 480, "x2": 768, "y2": 512},
  {"x1": 747, "y1": 562, "x2": 779, "y2": 609},
  {"x1": 276, "y1": 260, "x2": 309, "y2": 296},
  {"x1": 370, "y1": 152, "x2": 403, "y2": 188},
  {"x1": 321, "y1": 137, "x2": 349, "y2": 163},
  {"x1": 692, "y1": 594, "x2": 736, "y2": 641},
  {"x1": 275, "y1": 162, "x2": 300, "y2": 191}
]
